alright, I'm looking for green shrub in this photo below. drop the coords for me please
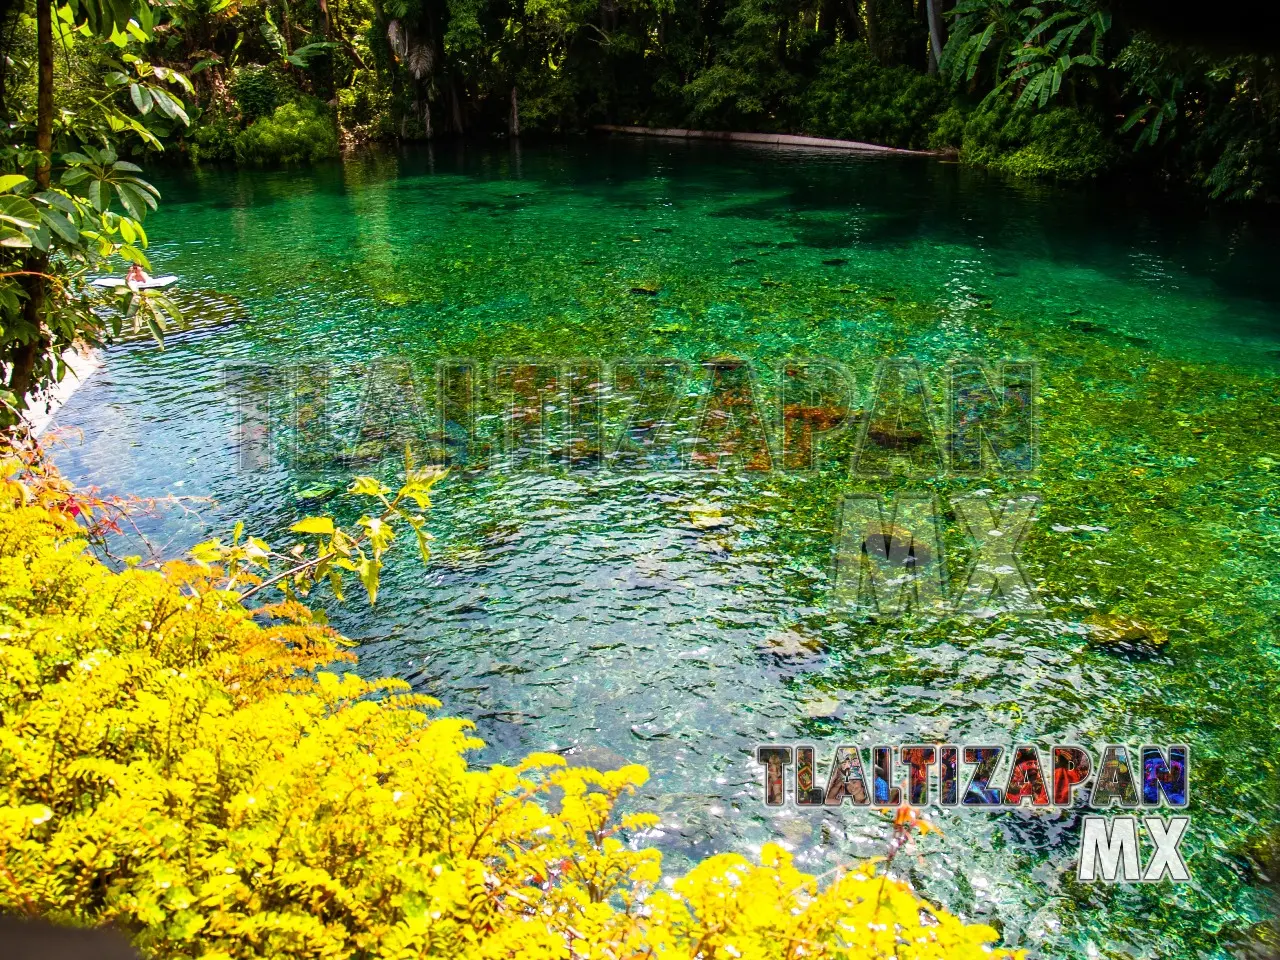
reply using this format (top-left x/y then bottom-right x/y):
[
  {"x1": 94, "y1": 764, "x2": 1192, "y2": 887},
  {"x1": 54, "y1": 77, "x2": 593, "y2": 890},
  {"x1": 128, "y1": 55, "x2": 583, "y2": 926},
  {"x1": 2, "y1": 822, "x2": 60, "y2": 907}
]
[
  {"x1": 960, "y1": 96, "x2": 1117, "y2": 180},
  {"x1": 229, "y1": 64, "x2": 293, "y2": 121},
  {"x1": 928, "y1": 104, "x2": 967, "y2": 152},
  {"x1": 801, "y1": 45, "x2": 950, "y2": 150},
  {"x1": 336, "y1": 68, "x2": 396, "y2": 142},
  {"x1": 187, "y1": 110, "x2": 239, "y2": 164},
  {"x1": 234, "y1": 99, "x2": 340, "y2": 166}
]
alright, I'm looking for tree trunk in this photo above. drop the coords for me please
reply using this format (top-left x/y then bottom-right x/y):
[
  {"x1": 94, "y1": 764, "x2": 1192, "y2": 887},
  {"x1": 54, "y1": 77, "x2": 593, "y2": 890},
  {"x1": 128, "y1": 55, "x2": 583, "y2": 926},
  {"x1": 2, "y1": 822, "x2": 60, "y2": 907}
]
[
  {"x1": 9, "y1": 0, "x2": 53, "y2": 408},
  {"x1": 451, "y1": 82, "x2": 464, "y2": 133},
  {"x1": 280, "y1": 0, "x2": 295, "y2": 52},
  {"x1": 926, "y1": 0, "x2": 943, "y2": 74},
  {"x1": 864, "y1": 0, "x2": 881, "y2": 63},
  {"x1": 841, "y1": 0, "x2": 862, "y2": 42},
  {"x1": 32, "y1": 1, "x2": 51, "y2": 194},
  {"x1": 509, "y1": 85, "x2": 520, "y2": 137}
]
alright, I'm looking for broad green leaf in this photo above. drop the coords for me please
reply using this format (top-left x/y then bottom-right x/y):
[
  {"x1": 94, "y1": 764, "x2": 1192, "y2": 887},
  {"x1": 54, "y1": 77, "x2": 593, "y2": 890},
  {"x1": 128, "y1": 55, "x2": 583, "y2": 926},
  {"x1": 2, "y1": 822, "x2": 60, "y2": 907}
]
[
  {"x1": 35, "y1": 191, "x2": 78, "y2": 215},
  {"x1": 0, "y1": 194, "x2": 40, "y2": 231},
  {"x1": 126, "y1": 116, "x2": 163, "y2": 149},
  {"x1": 119, "y1": 244, "x2": 150, "y2": 267},
  {"x1": 115, "y1": 182, "x2": 144, "y2": 219},
  {"x1": 87, "y1": 179, "x2": 106, "y2": 212},
  {"x1": 149, "y1": 85, "x2": 176, "y2": 119},
  {"x1": 145, "y1": 315, "x2": 165, "y2": 346},
  {"x1": 150, "y1": 293, "x2": 184, "y2": 327},
  {"x1": 41, "y1": 208, "x2": 80, "y2": 243},
  {"x1": 149, "y1": 87, "x2": 189, "y2": 125},
  {"x1": 130, "y1": 83, "x2": 154, "y2": 115}
]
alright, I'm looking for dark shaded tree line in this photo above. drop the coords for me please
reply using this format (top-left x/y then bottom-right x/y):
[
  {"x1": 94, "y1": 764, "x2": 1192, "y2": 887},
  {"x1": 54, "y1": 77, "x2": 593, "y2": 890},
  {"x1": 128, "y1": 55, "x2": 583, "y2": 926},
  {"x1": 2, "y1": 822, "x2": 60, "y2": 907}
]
[{"x1": 3, "y1": 0, "x2": 1277, "y2": 198}]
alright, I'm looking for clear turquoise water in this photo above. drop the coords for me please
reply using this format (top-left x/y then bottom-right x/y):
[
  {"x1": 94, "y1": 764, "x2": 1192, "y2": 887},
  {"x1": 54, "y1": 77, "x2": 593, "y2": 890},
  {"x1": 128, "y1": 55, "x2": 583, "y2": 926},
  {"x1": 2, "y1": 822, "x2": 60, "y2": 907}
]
[{"x1": 49, "y1": 139, "x2": 1280, "y2": 958}]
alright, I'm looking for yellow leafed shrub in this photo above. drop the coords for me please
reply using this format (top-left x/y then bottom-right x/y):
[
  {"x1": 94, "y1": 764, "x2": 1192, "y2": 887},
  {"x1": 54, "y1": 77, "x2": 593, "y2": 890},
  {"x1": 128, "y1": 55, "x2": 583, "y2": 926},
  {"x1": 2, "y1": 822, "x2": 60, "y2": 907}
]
[{"x1": 0, "y1": 456, "x2": 1020, "y2": 959}]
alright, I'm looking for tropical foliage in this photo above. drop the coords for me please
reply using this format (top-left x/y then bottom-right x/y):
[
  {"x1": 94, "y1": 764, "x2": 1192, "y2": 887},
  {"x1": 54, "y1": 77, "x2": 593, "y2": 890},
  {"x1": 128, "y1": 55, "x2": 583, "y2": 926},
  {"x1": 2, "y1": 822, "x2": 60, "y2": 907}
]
[
  {"x1": 6, "y1": 0, "x2": 1277, "y2": 195},
  {"x1": 1, "y1": 0, "x2": 191, "y2": 422},
  {"x1": 0, "y1": 448, "x2": 1021, "y2": 959}
]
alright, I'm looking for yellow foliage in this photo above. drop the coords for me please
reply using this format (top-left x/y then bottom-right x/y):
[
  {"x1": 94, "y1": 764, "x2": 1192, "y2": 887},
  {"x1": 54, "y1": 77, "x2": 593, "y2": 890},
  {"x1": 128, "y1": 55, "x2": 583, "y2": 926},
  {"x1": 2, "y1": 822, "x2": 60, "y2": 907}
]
[{"x1": 0, "y1": 457, "x2": 1021, "y2": 959}]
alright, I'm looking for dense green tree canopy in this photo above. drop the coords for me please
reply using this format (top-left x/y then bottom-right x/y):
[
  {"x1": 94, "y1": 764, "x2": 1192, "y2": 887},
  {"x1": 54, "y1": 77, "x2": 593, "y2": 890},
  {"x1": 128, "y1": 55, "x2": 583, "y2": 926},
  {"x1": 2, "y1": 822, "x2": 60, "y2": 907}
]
[
  {"x1": 0, "y1": 0, "x2": 1277, "y2": 420},
  {"x1": 0, "y1": 0, "x2": 1270, "y2": 188}
]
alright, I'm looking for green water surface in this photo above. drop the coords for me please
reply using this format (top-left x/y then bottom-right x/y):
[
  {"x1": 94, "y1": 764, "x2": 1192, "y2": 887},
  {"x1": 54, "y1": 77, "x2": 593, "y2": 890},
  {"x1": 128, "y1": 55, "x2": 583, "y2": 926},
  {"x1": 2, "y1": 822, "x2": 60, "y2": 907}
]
[{"x1": 50, "y1": 139, "x2": 1280, "y2": 959}]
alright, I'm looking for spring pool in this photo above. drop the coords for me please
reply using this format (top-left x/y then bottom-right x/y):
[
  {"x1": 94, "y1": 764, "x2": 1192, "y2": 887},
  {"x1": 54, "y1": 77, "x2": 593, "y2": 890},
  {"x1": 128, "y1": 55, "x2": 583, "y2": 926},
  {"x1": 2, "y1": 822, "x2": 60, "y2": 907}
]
[{"x1": 50, "y1": 138, "x2": 1280, "y2": 958}]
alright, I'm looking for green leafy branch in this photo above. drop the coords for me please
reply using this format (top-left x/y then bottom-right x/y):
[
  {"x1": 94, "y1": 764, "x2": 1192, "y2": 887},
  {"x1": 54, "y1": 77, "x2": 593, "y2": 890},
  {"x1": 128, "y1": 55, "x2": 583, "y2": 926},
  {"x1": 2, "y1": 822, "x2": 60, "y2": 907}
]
[
  {"x1": 1115, "y1": 38, "x2": 1188, "y2": 150},
  {"x1": 941, "y1": 0, "x2": 1110, "y2": 110},
  {"x1": 192, "y1": 445, "x2": 447, "y2": 607},
  {"x1": 260, "y1": 10, "x2": 337, "y2": 68},
  {"x1": 1, "y1": 150, "x2": 185, "y2": 348},
  {"x1": 940, "y1": 0, "x2": 1042, "y2": 88},
  {"x1": 1000, "y1": 7, "x2": 1110, "y2": 109}
]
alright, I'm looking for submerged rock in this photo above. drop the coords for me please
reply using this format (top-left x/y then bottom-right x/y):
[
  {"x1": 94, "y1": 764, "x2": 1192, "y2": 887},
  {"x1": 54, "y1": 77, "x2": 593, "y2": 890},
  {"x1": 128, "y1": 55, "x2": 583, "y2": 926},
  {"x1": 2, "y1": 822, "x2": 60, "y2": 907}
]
[
  {"x1": 1085, "y1": 614, "x2": 1168, "y2": 658},
  {"x1": 335, "y1": 439, "x2": 390, "y2": 464},
  {"x1": 864, "y1": 418, "x2": 927, "y2": 450},
  {"x1": 1231, "y1": 921, "x2": 1280, "y2": 960},
  {"x1": 803, "y1": 696, "x2": 843, "y2": 719},
  {"x1": 678, "y1": 503, "x2": 732, "y2": 530},
  {"x1": 549, "y1": 437, "x2": 603, "y2": 466},
  {"x1": 1067, "y1": 317, "x2": 1106, "y2": 333},
  {"x1": 772, "y1": 815, "x2": 814, "y2": 846},
  {"x1": 564, "y1": 744, "x2": 631, "y2": 772},
  {"x1": 757, "y1": 626, "x2": 824, "y2": 661}
]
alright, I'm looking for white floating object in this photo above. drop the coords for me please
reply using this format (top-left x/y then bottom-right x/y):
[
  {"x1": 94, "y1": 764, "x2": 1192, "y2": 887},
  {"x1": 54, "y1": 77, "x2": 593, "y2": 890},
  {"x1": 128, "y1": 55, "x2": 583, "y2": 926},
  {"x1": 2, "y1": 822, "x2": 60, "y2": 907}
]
[{"x1": 90, "y1": 275, "x2": 178, "y2": 290}]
